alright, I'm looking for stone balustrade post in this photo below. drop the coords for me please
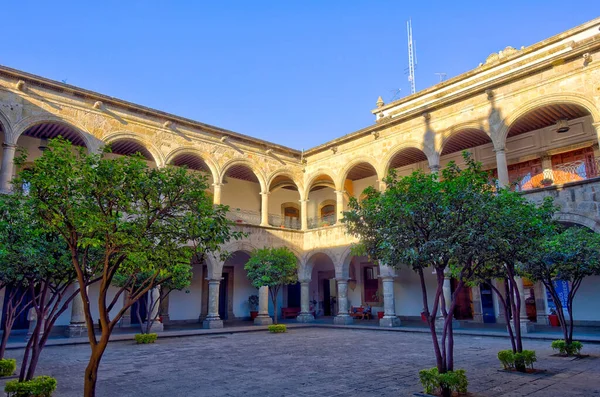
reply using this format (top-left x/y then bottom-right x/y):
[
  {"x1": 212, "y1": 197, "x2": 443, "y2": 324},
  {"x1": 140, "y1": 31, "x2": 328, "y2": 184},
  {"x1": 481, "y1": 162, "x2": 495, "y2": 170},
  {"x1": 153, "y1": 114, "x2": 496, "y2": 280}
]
[
  {"x1": 333, "y1": 279, "x2": 353, "y2": 325},
  {"x1": 296, "y1": 279, "x2": 314, "y2": 323},
  {"x1": 254, "y1": 285, "x2": 273, "y2": 325},
  {"x1": 203, "y1": 279, "x2": 224, "y2": 329}
]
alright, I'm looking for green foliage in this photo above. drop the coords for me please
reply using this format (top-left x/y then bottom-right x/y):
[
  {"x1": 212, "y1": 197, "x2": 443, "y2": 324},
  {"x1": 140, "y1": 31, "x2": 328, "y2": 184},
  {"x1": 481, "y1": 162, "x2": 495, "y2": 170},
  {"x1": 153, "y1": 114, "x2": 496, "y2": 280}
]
[
  {"x1": 551, "y1": 340, "x2": 583, "y2": 355},
  {"x1": 418, "y1": 367, "x2": 468, "y2": 395},
  {"x1": 497, "y1": 349, "x2": 537, "y2": 370},
  {"x1": 0, "y1": 358, "x2": 16, "y2": 377},
  {"x1": 5, "y1": 375, "x2": 57, "y2": 397},
  {"x1": 267, "y1": 324, "x2": 287, "y2": 333},
  {"x1": 134, "y1": 333, "x2": 158, "y2": 344},
  {"x1": 245, "y1": 247, "x2": 298, "y2": 290}
]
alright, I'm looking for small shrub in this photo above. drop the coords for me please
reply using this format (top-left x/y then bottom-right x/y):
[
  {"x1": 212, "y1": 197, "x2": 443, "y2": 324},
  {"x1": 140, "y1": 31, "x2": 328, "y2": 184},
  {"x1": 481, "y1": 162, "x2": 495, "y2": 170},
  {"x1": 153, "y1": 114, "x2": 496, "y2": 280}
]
[
  {"x1": 268, "y1": 324, "x2": 287, "y2": 333},
  {"x1": 419, "y1": 367, "x2": 468, "y2": 395},
  {"x1": 497, "y1": 350, "x2": 514, "y2": 370},
  {"x1": 5, "y1": 375, "x2": 57, "y2": 397},
  {"x1": 551, "y1": 340, "x2": 583, "y2": 355},
  {"x1": 0, "y1": 358, "x2": 17, "y2": 377},
  {"x1": 134, "y1": 333, "x2": 158, "y2": 344},
  {"x1": 497, "y1": 350, "x2": 536, "y2": 371}
]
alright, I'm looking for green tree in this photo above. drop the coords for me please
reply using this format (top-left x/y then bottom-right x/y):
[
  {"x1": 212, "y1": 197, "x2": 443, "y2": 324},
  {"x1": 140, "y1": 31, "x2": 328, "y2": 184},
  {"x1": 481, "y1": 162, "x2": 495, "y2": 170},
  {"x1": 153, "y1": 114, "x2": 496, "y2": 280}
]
[
  {"x1": 0, "y1": 191, "x2": 87, "y2": 381},
  {"x1": 244, "y1": 247, "x2": 298, "y2": 324},
  {"x1": 523, "y1": 226, "x2": 600, "y2": 347},
  {"x1": 16, "y1": 138, "x2": 242, "y2": 397},
  {"x1": 344, "y1": 153, "x2": 497, "y2": 397}
]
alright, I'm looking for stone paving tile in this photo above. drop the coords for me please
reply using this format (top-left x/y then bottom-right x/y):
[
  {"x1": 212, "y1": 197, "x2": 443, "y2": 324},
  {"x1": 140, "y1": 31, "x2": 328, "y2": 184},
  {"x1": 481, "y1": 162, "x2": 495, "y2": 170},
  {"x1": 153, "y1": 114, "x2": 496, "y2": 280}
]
[{"x1": 0, "y1": 328, "x2": 599, "y2": 396}]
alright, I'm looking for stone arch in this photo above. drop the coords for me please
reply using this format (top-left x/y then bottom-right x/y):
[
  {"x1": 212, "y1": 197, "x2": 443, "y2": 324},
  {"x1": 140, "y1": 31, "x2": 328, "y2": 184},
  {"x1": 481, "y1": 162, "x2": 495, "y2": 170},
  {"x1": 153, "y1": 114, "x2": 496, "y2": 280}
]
[
  {"x1": 266, "y1": 169, "x2": 303, "y2": 196},
  {"x1": 439, "y1": 123, "x2": 492, "y2": 155},
  {"x1": 382, "y1": 143, "x2": 431, "y2": 176},
  {"x1": 219, "y1": 158, "x2": 267, "y2": 192},
  {"x1": 496, "y1": 93, "x2": 600, "y2": 148},
  {"x1": 301, "y1": 250, "x2": 336, "y2": 280},
  {"x1": 555, "y1": 212, "x2": 600, "y2": 233},
  {"x1": 304, "y1": 170, "x2": 337, "y2": 198},
  {"x1": 164, "y1": 147, "x2": 218, "y2": 183},
  {"x1": 337, "y1": 246, "x2": 355, "y2": 280},
  {"x1": 12, "y1": 114, "x2": 98, "y2": 151},
  {"x1": 336, "y1": 156, "x2": 381, "y2": 193},
  {"x1": 0, "y1": 109, "x2": 14, "y2": 143},
  {"x1": 103, "y1": 132, "x2": 165, "y2": 166}
]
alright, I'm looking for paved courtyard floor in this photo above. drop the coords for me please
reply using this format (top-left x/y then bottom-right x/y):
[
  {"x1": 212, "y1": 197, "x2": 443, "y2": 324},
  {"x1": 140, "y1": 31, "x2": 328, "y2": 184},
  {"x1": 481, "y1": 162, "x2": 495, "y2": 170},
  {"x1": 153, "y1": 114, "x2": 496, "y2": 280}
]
[{"x1": 1, "y1": 328, "x2": 599, "y2": 396}]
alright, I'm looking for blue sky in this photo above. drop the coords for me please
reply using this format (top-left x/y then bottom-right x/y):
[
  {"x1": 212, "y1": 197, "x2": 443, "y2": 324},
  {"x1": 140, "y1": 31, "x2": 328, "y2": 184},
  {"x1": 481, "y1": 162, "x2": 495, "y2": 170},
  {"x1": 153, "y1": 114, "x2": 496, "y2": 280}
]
[{"x1": 1, "y1": 1, "x2": 598, "y2": 149}]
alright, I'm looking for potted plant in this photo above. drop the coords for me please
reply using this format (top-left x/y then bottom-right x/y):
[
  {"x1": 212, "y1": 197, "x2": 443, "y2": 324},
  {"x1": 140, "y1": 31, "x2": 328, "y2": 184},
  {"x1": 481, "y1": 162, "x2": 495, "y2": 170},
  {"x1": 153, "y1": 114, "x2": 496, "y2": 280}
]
[
  {"x1": 548, "y1": 308, "x2": 560, "y2": 327},
  {"x1": 540, "y1": 178, "x2": 553, "y2": 187},
  {"x1": 248, "y1": 295, "x2": 259, "y2": 320}
]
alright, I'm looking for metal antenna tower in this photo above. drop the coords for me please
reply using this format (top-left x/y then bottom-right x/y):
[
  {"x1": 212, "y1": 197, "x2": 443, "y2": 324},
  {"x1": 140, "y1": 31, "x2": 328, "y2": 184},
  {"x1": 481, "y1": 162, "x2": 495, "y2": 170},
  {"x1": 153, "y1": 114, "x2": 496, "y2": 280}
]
[
  {"x1": 435, "y1": 73, "x2": 447, "y2": 83},
  {"x1": 407, "y1": 19, "x2": 416, "y2": 95}
]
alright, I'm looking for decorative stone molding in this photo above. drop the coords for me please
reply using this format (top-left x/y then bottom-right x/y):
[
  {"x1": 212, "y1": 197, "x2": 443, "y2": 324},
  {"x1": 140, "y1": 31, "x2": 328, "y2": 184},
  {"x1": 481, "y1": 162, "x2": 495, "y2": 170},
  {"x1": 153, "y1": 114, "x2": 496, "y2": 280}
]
[
  {"x1": 422, "y1": 112, "x2": 431, "y2": 121},
  {"x1": 486, "y1": 89, "x2": 494, "y2": 100},
  {"x1": 163, "y1": 120, "x2": 172, "y2": 128},
  {"x1": 220, "y1": 136, "x2": 229, "y2": 143},
  {"x1": 93, "y1": 101, "x2": 103, "y2": 110},
  {"x1": 15, "y1": 80, "x2": 25, "y2": 91},
  {"x1": 376, "y1": 96, "x2": 384, "y2": 108},
  {"x1": 583, "y1": 52, "x2": 592, "y2": 66},
  {"x1": 372, "y1": 131, "x2": 380, "y2": 139},
  {"x1": 331, "y1": 146, "x2": 338, "y2": 154}
]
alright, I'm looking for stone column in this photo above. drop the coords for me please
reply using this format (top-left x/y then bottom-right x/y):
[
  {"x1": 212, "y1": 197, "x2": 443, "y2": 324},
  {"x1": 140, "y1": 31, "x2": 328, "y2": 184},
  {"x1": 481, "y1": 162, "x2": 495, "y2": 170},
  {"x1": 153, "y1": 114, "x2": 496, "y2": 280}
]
[
  {"x1": 429, "y1": 163, "x2": 440, "y2": 174},
  {"x1": 471, "y1": 285, "x2": 483, "y2": 323},
  {"x1": 593, "y1": 122, "x2": 600, "y2": 150},
  {"x1": 333, "y1": 279, "x2": 353, "y2": 325},
  {"x1": 297, "y1": 280, "x2": 314, "y2": 323},
  {"x1": 159, "y1": 293, "x2": 170, "y2": 325},
  {"x1": 203, "y1": 279, "x2": 223, "y2": 329},
  {"x1": 380, "y1": 276, "x2": 401, "y2": 327},
  {"x1": 0, "y1": 143, "x2": 17, "y2": 193},
  {"x1": 300, "y1": 199, "x2": 308, "y2": 230},
  {"x1": 260, "y1": 192, "x2": 270, "y2": 227},
  {"x1": 535, "y1": 282, "x2": 549, "y2": 325},
  {"x1": 212, "y1": 183, "x2": 223, "y2": 205},
  {"x1": 254, "y1": 285, "x2": 273, "y2": 325},
  {"x1": 65, "y1": 282, "x2": 87, "y2": 337},
  {"x1": 436, "y1": 274, "x2": 459, "y2": 330},
  {"x1": 121, "y1": 292, "x2": 132, "y2": 327},
  {"x1": 494, "y1": 147, "x2": 509, "y2": 187},
  {"x1": 146, "y1": 287, "x2": 164, "y2": 332},
  {"x1": 335, "y1": 190, "x2": 344, "y2": 224},
  {"x1": 511, "y1": 277, "x2": 533, "y2": 333}
]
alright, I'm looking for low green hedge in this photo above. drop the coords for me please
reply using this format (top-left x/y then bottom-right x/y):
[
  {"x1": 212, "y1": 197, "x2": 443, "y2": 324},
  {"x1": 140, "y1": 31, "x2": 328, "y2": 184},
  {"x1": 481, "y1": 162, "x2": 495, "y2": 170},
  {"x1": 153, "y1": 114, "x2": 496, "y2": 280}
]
[
  {"x1": 5, "y1": 375, "x2": 57, "y2": 397},
  {"x1": 551, "y1": 340, "x2": 583, "y2": 356},
  {"x1": 497, "y1": 349, "x2": 537, "y2": 371},
  {"x1": 134, "y1": 333, "x2": 158, "y2": 344},
  {"x1": 0, "y1": 358, "x2": 16, "y2": 377},
  {"x1": 419, "y1": 367, "x2": 468, "y2": 395},
  {"x1": 268, "y1": 324, "x2": 287, "y2": 333}
]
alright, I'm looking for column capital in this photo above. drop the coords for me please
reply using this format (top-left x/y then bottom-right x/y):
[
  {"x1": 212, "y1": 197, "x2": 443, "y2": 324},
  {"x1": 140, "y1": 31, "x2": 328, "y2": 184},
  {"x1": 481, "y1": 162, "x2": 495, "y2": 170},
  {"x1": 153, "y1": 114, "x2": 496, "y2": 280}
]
[
  {"x1": 298, "y1": 278, "x2": 310, "y2": 284},
  {"x1": 2, "y1": 143, "x2": 17, "y2": 149},
  {"x1": 592, "y1": 121, "x2": 600, "y2": 129},
  {"x1": 212, "y1": 182, "x2": 223, "y2": 188},
  {"x1": 493, "y1": 146, "x2": 506, "y2": 154},
  {"x1": 335, "y1": 278, "x2": 349, "y2": 283},
  {"x1": 260, "y1": 191, "x2": 271, "y2": 196},
  {"x1": 206, "y1": 278, "x2": 222, "y2": 283},
  {"x1": 380, "y1": 275, "x2": 396, "y2": 282},
  {"x1": 428, "y1": 164, "x2": 440, "y2": 173}
]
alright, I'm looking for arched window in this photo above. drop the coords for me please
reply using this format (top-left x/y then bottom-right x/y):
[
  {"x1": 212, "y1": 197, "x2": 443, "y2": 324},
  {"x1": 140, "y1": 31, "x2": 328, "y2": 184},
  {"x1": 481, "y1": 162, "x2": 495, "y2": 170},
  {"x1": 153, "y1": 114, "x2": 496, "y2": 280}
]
[
  {"x1": 281, "y1": 203, "x2": 301, "y2": 230},
  {"x1": 321, "y1": 204, "x2": 335, "y2": 218}
]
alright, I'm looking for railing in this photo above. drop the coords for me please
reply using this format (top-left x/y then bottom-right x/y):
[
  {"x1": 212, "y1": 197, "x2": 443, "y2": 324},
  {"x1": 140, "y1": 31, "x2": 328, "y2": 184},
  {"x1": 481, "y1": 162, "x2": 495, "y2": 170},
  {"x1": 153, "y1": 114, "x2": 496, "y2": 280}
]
[
  {"x1": 511, "y1": 157, "x2": 600, "y2": 192},
  {"x1": 226, "y1": 209, "x2": 261, "y2": 225},
  {"x1": 307, "y1": 214, "x2": 337, "y2": 229},
  {"x1": 268, "y1": 214, "x2": 301, "y2": 230}
]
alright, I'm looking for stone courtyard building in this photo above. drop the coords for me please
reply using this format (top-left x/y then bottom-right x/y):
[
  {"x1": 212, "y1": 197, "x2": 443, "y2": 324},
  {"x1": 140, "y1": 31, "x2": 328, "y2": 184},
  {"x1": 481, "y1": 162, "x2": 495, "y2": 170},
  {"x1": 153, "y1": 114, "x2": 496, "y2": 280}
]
[{"x1": 0, "y1": 18, "x2": 600, "y2": 333}]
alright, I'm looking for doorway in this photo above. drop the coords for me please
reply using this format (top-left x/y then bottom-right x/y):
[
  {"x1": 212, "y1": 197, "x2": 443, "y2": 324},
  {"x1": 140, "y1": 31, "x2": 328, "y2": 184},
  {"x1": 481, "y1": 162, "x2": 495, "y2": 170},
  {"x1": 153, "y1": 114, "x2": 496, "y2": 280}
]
[
  {"x1": 288, "y1": 282, "x2": 301, "y2": 308},
  {"x1": 130, "y1": 292, "x2": 148, "y2": 325},
  {"x1": 1, "y1": 286, "x2": 33, "y2": 330},
  {"x1": 219, "y1": 273, "x2": 229, "y2": 320},
  {"x1": 451, "y1": 280, "x2": 473, "y2": 320},
  {"x1": 480, "y1": 283, "x2": 496, "y2": 323},
  {"x1": 322, "y1": 279, "x2": 331, "y2": 316}
]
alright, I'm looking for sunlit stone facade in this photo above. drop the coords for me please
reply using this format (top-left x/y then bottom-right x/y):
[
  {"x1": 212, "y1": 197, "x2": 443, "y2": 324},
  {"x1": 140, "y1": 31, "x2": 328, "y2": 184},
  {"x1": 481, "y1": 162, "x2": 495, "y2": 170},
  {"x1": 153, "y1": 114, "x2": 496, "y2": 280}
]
[{"x1": 0, "y1": 18, "x2": 600, "y2": 332}]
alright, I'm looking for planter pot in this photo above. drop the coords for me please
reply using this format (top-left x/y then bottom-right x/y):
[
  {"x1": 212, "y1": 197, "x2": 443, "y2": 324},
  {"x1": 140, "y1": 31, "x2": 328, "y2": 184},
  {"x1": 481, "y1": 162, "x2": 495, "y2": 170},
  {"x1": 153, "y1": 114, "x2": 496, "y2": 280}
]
[
  {"x1": 548, "y1": 314, "x2": 560, "y2": 327},
  {"x1": 250, "y1": 311, "x2": 258, "y2": 320},
  {"x1": 377, "y1": 311, "x2": 384, "y2": 320}
]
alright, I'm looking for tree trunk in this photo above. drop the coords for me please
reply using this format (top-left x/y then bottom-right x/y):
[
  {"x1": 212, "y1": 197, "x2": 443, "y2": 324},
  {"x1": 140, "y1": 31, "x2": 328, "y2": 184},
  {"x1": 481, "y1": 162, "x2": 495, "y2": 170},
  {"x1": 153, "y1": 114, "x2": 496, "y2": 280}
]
[
  {"x1": 489, "y1": 281, "x2": 516, "y2": 352},
  {"x1": 84, "y1": 344, "x2": 108, "y2": 397}
]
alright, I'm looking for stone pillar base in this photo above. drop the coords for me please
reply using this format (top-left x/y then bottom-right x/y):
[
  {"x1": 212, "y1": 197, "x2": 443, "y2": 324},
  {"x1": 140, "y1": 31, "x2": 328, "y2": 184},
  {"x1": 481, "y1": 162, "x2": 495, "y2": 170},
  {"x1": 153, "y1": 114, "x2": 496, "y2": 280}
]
[
  {"x1": 203, "y1": 318, "x2": 224, "y2": 329},
  {"x1": 296, "y1": 313, "x2": 315, "y2": 323},
  {"x1": 435, "y1": 317, "x2": 460, "y2": 331},
  {"x1": 65, "y1": 324, "x2": 87, "y2": 338},
  {"x1": 472, "y1": 314, "x2": 484, "y2": 323},
  {"x1": 333, "y1": 315, "x2": 353, "y2": 325},
  {"x1": 145, "y1": 321, "x2": 164, "y2": 333},
  {"x1": 379, "y1": 316, "x2": 401, "y2": 327},
  {"x1": 510, "y1": 319, "x2": 534, "y2": 334},
  {"x1": 254, "y1": 315, "x2": 273, "y2": 325}
]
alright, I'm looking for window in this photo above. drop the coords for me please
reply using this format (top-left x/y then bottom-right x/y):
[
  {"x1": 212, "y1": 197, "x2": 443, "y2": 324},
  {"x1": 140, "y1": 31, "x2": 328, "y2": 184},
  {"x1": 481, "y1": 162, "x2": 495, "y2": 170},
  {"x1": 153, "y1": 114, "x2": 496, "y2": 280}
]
[{"x1": 321, "y1": 204, "x2": 335, "y2": 218}]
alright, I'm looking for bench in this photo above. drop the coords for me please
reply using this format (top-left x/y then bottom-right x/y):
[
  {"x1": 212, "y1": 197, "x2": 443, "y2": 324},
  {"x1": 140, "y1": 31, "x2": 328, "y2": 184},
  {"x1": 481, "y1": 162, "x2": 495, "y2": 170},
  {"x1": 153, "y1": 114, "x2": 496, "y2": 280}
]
[
  {"x1": 350, "y1": 306, "x2": 372, "y2": 320},
  {"x1": 281, "y1": 307, "x2": 301, "y2": 319}
]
